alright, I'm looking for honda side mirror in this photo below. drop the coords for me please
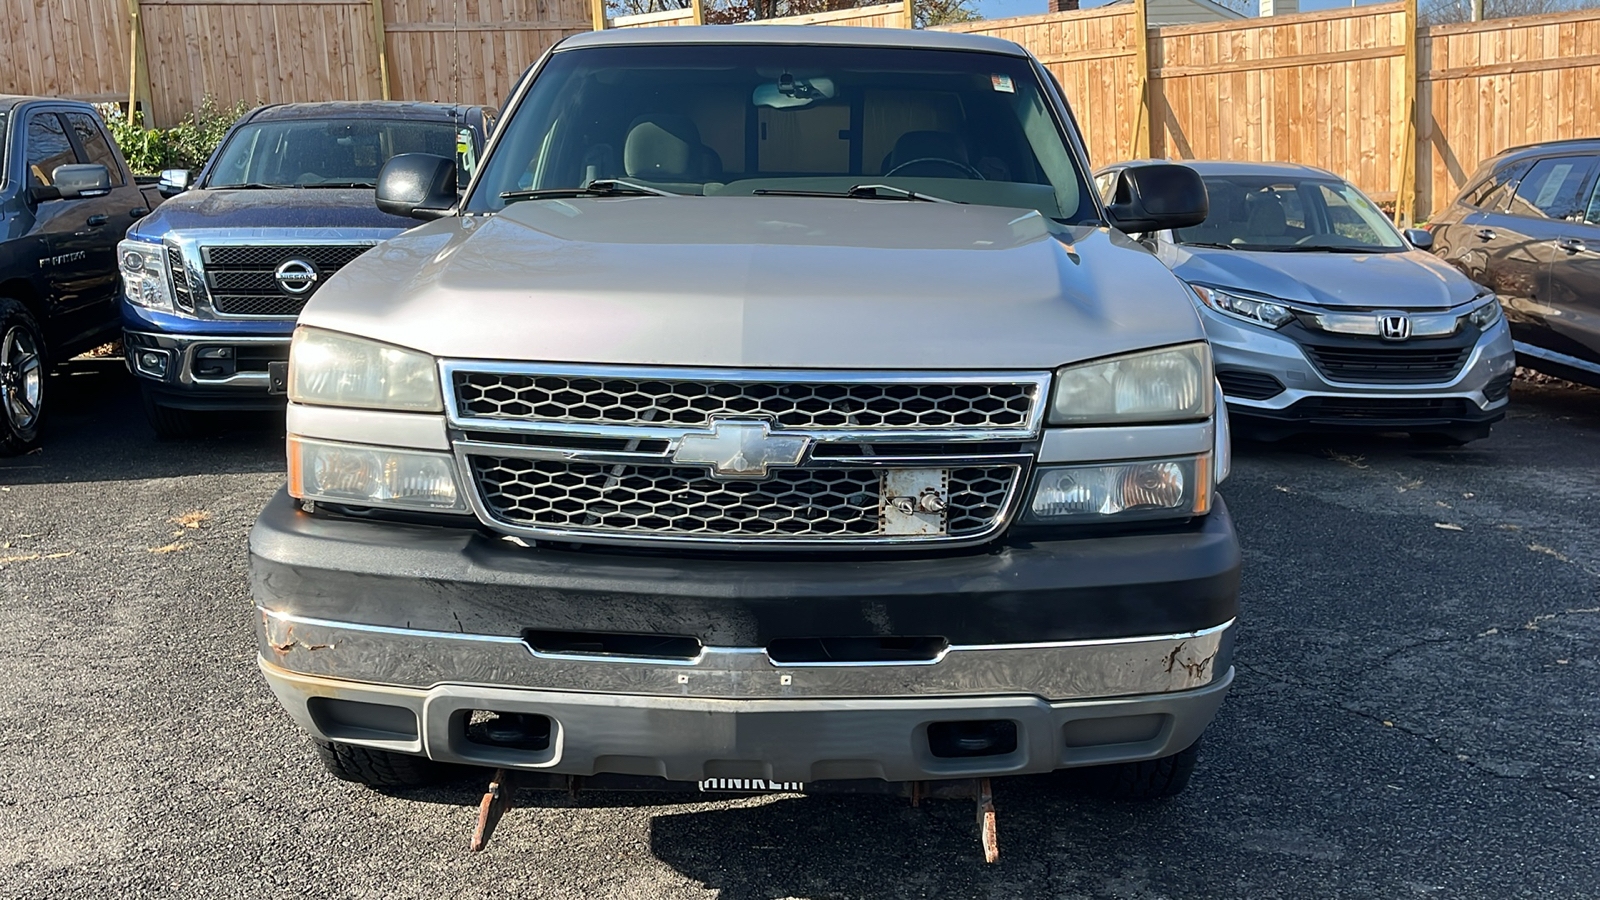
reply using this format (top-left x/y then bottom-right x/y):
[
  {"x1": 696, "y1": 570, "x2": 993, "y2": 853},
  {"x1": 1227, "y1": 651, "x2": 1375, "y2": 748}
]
[
  {"x1": 1404, "y1": 228, "x2": 1434, "y2": 250},
  {"x1": 376, "y1": 153, "x2": 458, "y2": 221},
  {"x1": 158, "y1": 168, "x2": 192, "y2": 197},
  {"x1": 1105, "y1": 164, "x2": 1209, "y2": 234}
]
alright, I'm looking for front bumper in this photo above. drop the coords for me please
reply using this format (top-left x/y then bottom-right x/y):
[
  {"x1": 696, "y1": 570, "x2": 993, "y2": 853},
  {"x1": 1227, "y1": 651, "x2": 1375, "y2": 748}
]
[
  {"x1": 124, "y1": 329, "x2": 289, "y2": 410},
  {"x1": 1204, "y1": 309, "x2": 1516, "y2": 436},
  {"x1": 250, "y1": 489, "x2": 1240, "y2": 781}
]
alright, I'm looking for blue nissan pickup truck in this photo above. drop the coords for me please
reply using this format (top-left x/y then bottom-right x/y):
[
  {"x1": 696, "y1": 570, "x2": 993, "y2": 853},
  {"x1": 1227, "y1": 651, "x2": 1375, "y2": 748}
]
[{"x1": 118, "y1": 101, "x2": 494, "y2": 437}]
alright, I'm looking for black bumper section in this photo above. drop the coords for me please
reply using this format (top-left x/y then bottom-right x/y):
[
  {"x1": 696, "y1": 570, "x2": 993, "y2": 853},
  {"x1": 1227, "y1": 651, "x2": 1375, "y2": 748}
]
[
  {"x1": 1230, "y1": 396, "x2": 1504, "y2": 441},
  {"x1": 249, "y1": 490, "x2": 1240, "y2": 646}
]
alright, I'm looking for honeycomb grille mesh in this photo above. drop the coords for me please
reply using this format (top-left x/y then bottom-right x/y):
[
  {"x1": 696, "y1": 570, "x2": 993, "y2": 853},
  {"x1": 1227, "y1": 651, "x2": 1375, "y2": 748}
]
[
  {"x1": 454, "y1": 373, "x2": 1037, "y2": 431},
  {"x1": 470, "y1": 458, "x2": 1019, "y2": 540}
]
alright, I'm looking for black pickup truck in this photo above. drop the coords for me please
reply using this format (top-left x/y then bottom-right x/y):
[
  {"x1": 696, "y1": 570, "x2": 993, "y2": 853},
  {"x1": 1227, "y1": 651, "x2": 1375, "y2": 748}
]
[{"x1": 0, "y1": 95, "x2": 162, "y2": 453}]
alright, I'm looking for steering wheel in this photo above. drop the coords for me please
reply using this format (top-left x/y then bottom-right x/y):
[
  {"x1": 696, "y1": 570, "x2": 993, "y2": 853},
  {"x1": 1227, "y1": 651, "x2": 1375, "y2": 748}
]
[{"x1": 884, "y1": 158, "x2": 986, "y2": 180}]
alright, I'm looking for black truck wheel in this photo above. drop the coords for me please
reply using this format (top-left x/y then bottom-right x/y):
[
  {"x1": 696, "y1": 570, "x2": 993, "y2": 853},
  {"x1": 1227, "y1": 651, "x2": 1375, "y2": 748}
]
[
  {"x1": 1065, "y1": 739, "x2": 1201, "y2": 799},
  {"x1": 140, "y1": 386, "x2": 207, "y2": 440},
  {"x1": 0, "y1": 299, "x2": 46, "y2": 455},
  {"x1": 312, "y1": 739, "x2": 447, "y2": 788}
]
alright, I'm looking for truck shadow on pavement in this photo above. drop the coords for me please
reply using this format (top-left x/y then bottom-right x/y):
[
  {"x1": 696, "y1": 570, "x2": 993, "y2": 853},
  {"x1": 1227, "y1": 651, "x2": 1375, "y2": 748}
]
[{"x1": 0, "y1": 357, "x2": 284, "y2": 486}]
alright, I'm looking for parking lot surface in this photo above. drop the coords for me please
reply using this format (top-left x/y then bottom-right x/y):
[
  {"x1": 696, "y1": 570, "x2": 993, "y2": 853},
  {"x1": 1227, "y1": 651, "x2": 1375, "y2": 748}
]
[{"x1": 2, "y1": 359, "x2": 1597, "y2": 899}]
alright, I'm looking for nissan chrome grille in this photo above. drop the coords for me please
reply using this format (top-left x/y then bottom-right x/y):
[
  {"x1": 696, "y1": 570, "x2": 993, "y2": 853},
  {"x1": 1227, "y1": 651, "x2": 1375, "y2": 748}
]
[{"x1": 445, "y1": 363, "x2": 1049, "y2": 549}]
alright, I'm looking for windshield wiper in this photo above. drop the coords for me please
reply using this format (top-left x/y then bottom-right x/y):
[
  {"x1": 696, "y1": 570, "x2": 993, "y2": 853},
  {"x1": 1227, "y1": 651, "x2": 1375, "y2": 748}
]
[
  {"x1": 297, "y1": 181, "x2": 376, "y2": 189},
  {"x1": 1268, "y1": 245, "x2": 1385, "y2": 253},
  {"x1": 214, "y1": 182, "x2": 288, "y2": 190},
  {"x1": 1181, "y1": 242, "x2": 1236, "y2": 250},
  {"x1": 751, "y1": 184, "x2": 957, "y2": 204},
  {"x1": 500, "y1": 179, "x2": 679, "y2": 202}
]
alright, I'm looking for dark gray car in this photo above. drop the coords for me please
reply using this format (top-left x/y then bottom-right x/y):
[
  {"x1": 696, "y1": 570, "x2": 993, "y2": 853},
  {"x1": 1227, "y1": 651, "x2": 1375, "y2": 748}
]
[{"x1": 1429, "y1": 138, "x2": 1600, "y2": 387}]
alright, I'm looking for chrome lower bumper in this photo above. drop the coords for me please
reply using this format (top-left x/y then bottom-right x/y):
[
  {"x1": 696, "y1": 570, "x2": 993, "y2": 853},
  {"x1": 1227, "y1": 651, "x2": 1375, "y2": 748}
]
[
  {"x1": 259, "y1": 609, "x2": 1234, "y2": 701},
  {"x1": 124, "y1": 330, "x2": 289, "y2": 391}
]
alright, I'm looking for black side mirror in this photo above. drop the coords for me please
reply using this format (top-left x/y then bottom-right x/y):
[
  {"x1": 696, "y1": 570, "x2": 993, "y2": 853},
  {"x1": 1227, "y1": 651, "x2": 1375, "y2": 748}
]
[
  {"x1": 376, "y1": 153, "x2": 458, "y2": 221},
  {"x1": 158, "y1": 168, "x2": 192, "y2": 197},
  {"x1": 1105, "y1": 164, "x2": 1208, "y2": 234},
  {"x1": 30, "y1": 163, "x2": 112, "y2": 202},
  {"x1": 1404, "y1": 228, "x2": 1434, "y2": 250}
]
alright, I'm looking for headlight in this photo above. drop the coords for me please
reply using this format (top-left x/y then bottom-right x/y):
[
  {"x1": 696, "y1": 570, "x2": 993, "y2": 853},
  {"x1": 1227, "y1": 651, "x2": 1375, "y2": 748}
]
[
  {"x1": 289, "y1": 327, "x2": 442, "y2": 412},
  {"x1": 1050, "y1": 343, "x2": 1213, "y2": 425},
  {"x1": 1026, "y1": 455, "x2": 1210, "y2": 524},
  {"x1": 288, "y1": 436, "x2": 466, "y2": 511},
  {"x1": 1466, "y1": 294, "x2": 1502, "y2": 329},
  {"x1": 118, "y1": 239, "x2": 173, "y2": 312},
  {"x1": 1190, "y1": 284, "x2": 1296, "y2": 328}
]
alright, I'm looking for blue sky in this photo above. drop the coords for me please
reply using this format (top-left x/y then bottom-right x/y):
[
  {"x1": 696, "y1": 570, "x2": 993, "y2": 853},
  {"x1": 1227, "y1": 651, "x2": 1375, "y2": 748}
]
[{"x1": 973, "y1": 0, "x2": 1383, "y2": 19}]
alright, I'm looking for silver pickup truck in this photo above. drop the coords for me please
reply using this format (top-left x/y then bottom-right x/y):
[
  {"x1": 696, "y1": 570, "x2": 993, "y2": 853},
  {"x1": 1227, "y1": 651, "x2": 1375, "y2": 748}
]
[{"x1": 251, "y1": 26, "x2": 1239, "y2": 806}]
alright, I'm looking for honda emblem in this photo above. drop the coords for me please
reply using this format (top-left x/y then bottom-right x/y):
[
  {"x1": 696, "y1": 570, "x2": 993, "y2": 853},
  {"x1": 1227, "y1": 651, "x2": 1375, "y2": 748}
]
[{"x1": 1378, "y1": 314, "x2": 1412, "y2": 341}]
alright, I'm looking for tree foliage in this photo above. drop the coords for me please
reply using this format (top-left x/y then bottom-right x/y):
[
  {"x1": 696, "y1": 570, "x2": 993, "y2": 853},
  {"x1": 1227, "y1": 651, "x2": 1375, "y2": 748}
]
[
  {"x1": 607, "y1": 0, "x2": 979, "y2": 26},
  {"x1": 1420, "y1": 0, "x2": 1600, "y2": 25},
  {"x1": 97, "y1": 98, "x2": 251, "y2": 176}
]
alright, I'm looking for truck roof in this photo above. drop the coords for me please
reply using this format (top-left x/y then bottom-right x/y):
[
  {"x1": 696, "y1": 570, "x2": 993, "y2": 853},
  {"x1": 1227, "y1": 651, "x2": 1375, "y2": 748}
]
[
  {"x1": 557, "y1": 24, "x2": 1027, "y2": 57},
  {"x1": 245, "y1": 101, "x2": 486, "y2": 124},
  {"x1": 0, "y1": 95, "x2": 98, "y2": 114}
]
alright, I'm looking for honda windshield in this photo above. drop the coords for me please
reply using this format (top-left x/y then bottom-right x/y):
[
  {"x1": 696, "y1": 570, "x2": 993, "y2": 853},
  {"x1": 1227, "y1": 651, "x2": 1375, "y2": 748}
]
[
  {"x1": 1176, "y1": 175, "x2": 1407, "y2": 252},
  {"x1": 207, "y1": 118, "x2": 471, "y2": 188},
  {"x1": 467, "y1": 44, "x2": 1097, "y2": 223}
]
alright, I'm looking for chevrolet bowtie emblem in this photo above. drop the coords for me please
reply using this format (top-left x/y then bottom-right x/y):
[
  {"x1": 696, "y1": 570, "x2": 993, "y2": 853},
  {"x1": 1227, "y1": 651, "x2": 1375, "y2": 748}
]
[{"x1": 672, "y1": 419, "x2": 811, "y2": 479}]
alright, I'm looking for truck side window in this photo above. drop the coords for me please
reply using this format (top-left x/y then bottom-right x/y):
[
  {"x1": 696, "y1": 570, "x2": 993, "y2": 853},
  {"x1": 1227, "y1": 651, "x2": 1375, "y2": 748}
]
[
  {"x1": 64, "y1": 112, "x2": 125, "y2": 186},
  {"x1": 25, "y1": 112, "x2": 77, "y2": 189}
]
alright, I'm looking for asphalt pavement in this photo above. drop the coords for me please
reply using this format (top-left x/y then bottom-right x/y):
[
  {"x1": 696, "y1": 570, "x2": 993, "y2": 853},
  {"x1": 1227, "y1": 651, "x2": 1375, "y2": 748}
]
[{"x1": 2, "y1": 358, "x2": 1597, "y2": 899}]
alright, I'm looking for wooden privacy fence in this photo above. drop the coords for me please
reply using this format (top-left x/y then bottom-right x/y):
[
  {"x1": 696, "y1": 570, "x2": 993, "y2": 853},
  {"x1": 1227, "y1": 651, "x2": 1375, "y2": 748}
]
[{"x1": 5, "y1": 0, "x2": 1599, "y2": 218}]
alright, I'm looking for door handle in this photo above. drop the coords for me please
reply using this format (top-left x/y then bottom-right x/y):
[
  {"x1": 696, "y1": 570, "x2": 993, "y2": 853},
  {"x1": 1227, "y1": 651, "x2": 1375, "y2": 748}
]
[
  {"x1": 1557, "y1": 237, "x2": 1589, "y2": 254},
  {"x1": 1475, "y1": 228, "x2": 1497, "y2": 241},
  {"x1": 85, "y1": 214, "x2": 108, "y2": 227},
  {"x1": 129, "y1": 207, "x2": 148, "y2": 218}
]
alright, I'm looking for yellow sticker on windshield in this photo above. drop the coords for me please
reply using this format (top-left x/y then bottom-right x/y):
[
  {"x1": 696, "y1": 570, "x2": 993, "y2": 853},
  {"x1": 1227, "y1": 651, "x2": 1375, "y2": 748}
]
[{"x1": 992, "y1": 74, "x2": 1014, "y2": 93}]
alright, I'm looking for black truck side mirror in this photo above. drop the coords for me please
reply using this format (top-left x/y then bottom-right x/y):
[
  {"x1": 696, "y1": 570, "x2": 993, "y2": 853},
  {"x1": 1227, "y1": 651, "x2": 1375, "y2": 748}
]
[
  {"x1": 1105, "y1": 164, "x2": 1209, "y2": 234},
  {"x1": 376, "y1": 153, "x2": 458, "y2": 221},
  {"x1": 158, "y1": 169, "x2": 192, "y2": 197},
  {"x1": 31, "y1": 164, "x2": 112, "y2": 202}
]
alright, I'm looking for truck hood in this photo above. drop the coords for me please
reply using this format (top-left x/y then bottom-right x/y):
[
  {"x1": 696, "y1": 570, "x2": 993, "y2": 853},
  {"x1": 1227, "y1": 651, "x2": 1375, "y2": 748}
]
[
  {"x1": 1168, "y1": 245, "x2": 1483, "y2": 311},
  {"x1": 129, "y1": 187, "x2": 414, "y2": 239},
  {"x1": 300, "y1": 196, "x2": 1205, "y2": 370}
]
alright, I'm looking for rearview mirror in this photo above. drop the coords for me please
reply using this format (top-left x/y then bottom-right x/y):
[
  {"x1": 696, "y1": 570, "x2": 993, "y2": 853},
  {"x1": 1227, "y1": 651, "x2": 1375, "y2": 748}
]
[
  {"x1": 1105, "y1": 164, "x2": 1208, "y2": 234},
  {"x1": 1404, "y1": 228, "x2": 1434, "y2": 250},
  {"x1": 376, "y1": 153, "x2": 458, "y2": 221},
  {"x1": 753, "y1": 75, "x2": 836, "y2": 110},
  {"x1": 30, "y1": 163, "x2": 113, "y2": 202},
  {"x1": 158, "y1": 168, "x2": 192, "y2": 197}
]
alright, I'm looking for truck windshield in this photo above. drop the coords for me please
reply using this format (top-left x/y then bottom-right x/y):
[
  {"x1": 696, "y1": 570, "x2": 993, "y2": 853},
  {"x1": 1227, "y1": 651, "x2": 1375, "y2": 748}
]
[
  {"x1": 468, "y1": 44, "x2": 1096, "y2": 223},
  {"x1": 207, "y1": 118, "x2": 468, "y2": 188},
  {"x1": 1176, "y1": 175, "x2": 1408, "y2": 252}
]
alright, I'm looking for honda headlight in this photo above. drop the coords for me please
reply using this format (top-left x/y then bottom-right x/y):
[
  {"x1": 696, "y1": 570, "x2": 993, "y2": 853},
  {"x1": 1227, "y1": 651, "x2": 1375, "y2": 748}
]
[
  {"x1": 288, "y1": 436, "x2": 465, "y2": 511},
  {"x1": 118, "y1": 239, "x2": 173, "y2": 312},
  {"x1": 289, "y1": 327, "x2": 442, "y2": 412},
  {"x1": 1466, "y1": 294, "x2": 1502, "y2": 330},
  {"x1": 1050, "y1": 343, "x2": 1213, "y2": 425},
  {"x1": 1190, "y1": 284, "x2": 1296, "y2": 328},
  {"x1": 1026, "y1": 455, "x2": 1211, "y2": 524}
]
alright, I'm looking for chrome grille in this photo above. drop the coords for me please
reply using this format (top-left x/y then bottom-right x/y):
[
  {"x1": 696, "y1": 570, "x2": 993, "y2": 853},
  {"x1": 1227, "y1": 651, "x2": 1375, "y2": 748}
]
[
  {"x1": 454, "y1": 372, "x2": 1038, "y2": 431},
  {"x1": 469, "y1": 457, "x2": 1020, "y2": 541},
  {"x1": 200, "y1": 244, "x2": 372, "y2": 317},
  {"x1": 166, "y1": 245, "x2": 194, "y2": 311}
]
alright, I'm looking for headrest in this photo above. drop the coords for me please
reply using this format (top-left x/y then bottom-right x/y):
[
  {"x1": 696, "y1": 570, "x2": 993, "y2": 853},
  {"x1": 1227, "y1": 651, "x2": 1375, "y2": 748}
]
[
  {"x1": 624, "y1": 114, "x2": 702, "y2": 181},
  {"x1": 1246, "y1": 193, "x2": 1288, "y2": 236}
]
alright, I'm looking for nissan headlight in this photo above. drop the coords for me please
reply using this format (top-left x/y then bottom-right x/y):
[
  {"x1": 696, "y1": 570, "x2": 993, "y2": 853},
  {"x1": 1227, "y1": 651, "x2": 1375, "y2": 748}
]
[
  {"x1": 289, "y1": 327, "x2": 442, "y2": 412},
  {"x1": 1466, "y1": 294, "x2": 1502, "y2": 330},
  {"x1": 1190, "y1": 284, "x2": 1296, "y2": 328},
  {"x1": 1026, "y1": 456, "x2": 1210, "y2": 524},
  {"x1": 1050, "y1": 343, "x2": 1213, "y2": 425},
  {"x1": 288, "y1": 436, "x2": 466, "y2": 512},
  {"x1": 118, "y1": 239, "x2": 173, "y2": 312}
]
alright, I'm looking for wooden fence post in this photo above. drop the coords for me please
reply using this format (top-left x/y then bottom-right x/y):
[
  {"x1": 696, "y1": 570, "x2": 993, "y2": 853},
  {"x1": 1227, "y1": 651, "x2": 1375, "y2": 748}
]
[
  {"x1": 369, "y1": 0, "x2": 392, "y2": 100},
  {"x1": 1396, "y1": 0, "x2": 1419, "y2": 226},
  {"x1": 125, "y1": 0, "x2": 155, "y2": 125},
  {"x1": 692, "y1": 0, "x2": 706, "y2": 25},
  {"x1": 1131, "y1": 0, "x2": 1152, "y2": 159},
  {"x1": 903, "y1": 0, "x2": 915, "y2": 28},
  {"x1": 592, "y1": 0, "x2": 608, "y2": 30}
]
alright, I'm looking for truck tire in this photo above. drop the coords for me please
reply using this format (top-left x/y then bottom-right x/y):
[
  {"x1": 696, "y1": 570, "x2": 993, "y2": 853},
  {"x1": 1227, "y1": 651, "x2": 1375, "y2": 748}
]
[
  {"x1": 1066, "y1": 739, "x2": 1201, "y2": 799},
  {"x1": 312, "y1": 739, "x2": 447, "y2": 788},
  {"x1": 0, "y1": 298, "x2": 47, "y2": 455},
  {"x1": 140, "y1": 386, "x2": 206, "y2": 440}
]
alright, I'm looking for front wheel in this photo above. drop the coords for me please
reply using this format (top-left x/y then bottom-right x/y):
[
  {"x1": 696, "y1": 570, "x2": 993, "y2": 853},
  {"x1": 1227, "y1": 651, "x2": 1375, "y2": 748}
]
[
  {"x1": 0, "y1": 298, "x2": 47, "y2": 455},
  {"x1": 1064, "y1": 739, "x2": 1201, "y2": 799}
]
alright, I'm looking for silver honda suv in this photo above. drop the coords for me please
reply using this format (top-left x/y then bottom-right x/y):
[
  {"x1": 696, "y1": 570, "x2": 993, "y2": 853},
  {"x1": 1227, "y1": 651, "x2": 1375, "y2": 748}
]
[{"x1": 251, "y1": 26, "x2": 1239, "y2": 808}]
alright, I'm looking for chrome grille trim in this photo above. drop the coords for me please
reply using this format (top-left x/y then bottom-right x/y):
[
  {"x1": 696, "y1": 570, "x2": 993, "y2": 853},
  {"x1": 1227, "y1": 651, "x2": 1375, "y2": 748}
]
[
  {"x1": 159, "y1": 228, "x2": 397, "y2": 321},
  {"x1": 444, "y1": 363, "x2": 1048, "y2": 550}
]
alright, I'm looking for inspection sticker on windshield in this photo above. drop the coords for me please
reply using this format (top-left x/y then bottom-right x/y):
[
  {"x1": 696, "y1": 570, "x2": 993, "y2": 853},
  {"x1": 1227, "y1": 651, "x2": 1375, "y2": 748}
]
[
  {"x1": 992, "y1": 74, "x2": 1015, "y2": 93},
  {"x1": 699, "y1": 779, "x2": 805, "y2": 793}
]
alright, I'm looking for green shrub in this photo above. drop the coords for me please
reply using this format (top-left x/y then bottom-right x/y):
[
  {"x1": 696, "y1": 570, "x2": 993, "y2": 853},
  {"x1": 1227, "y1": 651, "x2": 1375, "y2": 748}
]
[{"x1": 97, "y1": 98, "x2": 252, "y2": 176}]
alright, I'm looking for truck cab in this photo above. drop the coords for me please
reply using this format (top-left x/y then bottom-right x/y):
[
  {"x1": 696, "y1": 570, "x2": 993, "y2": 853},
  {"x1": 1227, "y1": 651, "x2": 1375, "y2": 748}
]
[
  {"x1": 0, "y1": 96, "x2": 160, "y2": 453},
  {"x1": 252, "y1": 28, "x2": 1237, "y2": 806},
  {"x1": 118, "y1": 101, "x2": 494, "y2": 438}
]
